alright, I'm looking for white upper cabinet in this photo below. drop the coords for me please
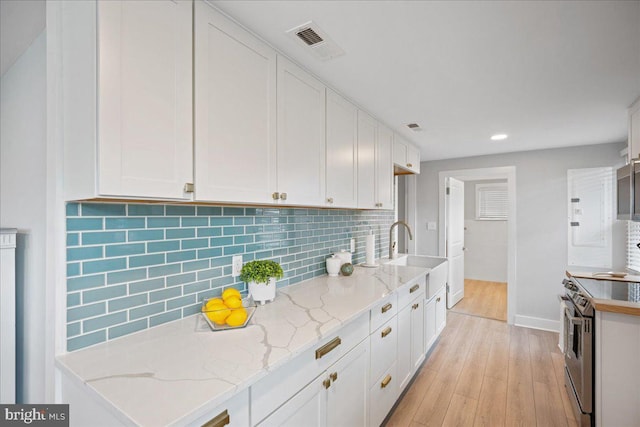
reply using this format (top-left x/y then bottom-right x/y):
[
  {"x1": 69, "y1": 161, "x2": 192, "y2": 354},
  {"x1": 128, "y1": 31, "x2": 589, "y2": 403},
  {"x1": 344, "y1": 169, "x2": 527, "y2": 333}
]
[
  {"x1": 64, "y1": 0, "x2": 193, "y2": 201},
  {"x1": 194, "y1": 1, "x2": 277, "y2": 204},
  {"x1": 277, "y1": 57, "x2": 326, "y2": 206},
  {"x1": 325, "y1": 90, "x2": 358, "y2": 208},
  {"x1": 393, "y1": 136, "x2": 421, "y2": 175},
  {"x1": 629, "y1": 97, "x2": 640, "y2": 161},
  {"x1": 376, "y1": 125, "x2": 395, "y2": 210},
  {"x1": 357, "y1": 111, "x2": 377, "y2": 209}
]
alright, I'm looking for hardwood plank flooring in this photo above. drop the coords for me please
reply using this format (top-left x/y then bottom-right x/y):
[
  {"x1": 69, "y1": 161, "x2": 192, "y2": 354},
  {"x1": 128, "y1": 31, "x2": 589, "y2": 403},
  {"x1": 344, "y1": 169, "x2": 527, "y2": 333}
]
[
  {"x1": 449, "y1": 279, "x2": 507, "y2": 321},
  {"x1": 386, "y1": 311, "x2": 575, "y2": 427}
]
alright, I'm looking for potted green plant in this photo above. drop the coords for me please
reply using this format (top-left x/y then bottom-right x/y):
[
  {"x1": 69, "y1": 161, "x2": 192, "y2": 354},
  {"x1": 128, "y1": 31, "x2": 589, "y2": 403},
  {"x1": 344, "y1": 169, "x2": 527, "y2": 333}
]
[{"x1": 240, "y1": 260, "x2": 283, "y2": 305}]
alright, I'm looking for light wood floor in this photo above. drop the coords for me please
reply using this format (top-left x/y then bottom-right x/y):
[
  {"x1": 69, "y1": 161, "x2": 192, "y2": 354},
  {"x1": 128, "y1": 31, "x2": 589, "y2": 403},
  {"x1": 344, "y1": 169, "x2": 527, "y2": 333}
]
[
  {"x1": 385, "y1": 311, "x2": 577, "y2": 427},
  {"x1": 448, "y1": 279, "x2": 507, "y2": 321}
]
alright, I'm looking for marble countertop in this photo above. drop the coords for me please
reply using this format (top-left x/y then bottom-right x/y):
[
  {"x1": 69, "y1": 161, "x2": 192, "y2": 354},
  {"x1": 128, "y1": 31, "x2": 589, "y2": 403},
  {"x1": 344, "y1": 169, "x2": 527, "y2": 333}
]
[{"x1": 56, "y1": 263, "x2": 429, "y2": 426}]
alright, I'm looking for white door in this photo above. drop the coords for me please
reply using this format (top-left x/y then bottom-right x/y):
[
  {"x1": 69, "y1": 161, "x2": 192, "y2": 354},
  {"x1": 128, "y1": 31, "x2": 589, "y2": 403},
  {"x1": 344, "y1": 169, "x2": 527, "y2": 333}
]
[
  {"x1": 567, "y1": 168, "x2": 613, "y2": 267},
  {"x1": 326, "y1": 340, "x2": 369, "y2": 427},
  {"x1": 357, "y1": 111, "x2": 377, "y2": 209},
  {"x1": 446, "y1": 177, "x2": 465, "y2": 308},
  {"x1": 277, "y1": 57, "x2": 326, "y2": 206},
  {"x1": 325, "y1": 90, "x2": 357, "y2": 208},
  {"x1": 376, "y1": 125, "x2": 395, "y2": 209},
  {"x1": 194, "y1": 2, "x2": 277, "y2": 204},
  {"x1": 98, "y1": 0, "x2": 193, "y2": 199}
]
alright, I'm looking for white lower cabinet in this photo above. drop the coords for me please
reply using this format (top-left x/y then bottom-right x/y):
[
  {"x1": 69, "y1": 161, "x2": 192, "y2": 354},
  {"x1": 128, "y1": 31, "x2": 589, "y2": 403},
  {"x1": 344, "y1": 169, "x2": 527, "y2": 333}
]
[
  {"x1": 369, "y1": 363, "x2": 398, "y2": 427},
  {"x1": 258, "y1": 338, "x2": 369, "y2": 427},
  {"x1": 370, "y1": 317, "x2": 398, "y2": 386},
  {"x1": 435, "y1": 287, "x2": 447, "y2": 335},
  {"x1": 188, "y1": 389, "x2": 250, "y2": 427},
  {"x1": 397, "y1": 289, "x2": 425, "y2": 393},
  {"x1": 425, "y1": 286, "x2": 446, "y2": 354}
]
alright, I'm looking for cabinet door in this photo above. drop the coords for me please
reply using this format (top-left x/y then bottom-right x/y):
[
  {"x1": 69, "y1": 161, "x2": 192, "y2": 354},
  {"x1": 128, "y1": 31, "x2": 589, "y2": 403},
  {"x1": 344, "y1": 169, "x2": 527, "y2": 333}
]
[
  {"x1": 277, "y1": 57, "x2": 326, "y2": 206},
  {"x1": 630, "y1": 99, "x2": 640, "y2": 161},
  {"x1": 370, "y1": 317, "x2": 397, "y2": 385},
  {"x1": 410, "y1": 299, "x2": 425, "y2": 371},
  {"x1": 396, "y1": 304, "x2": 412, "y2": 392},
  {"x1": 376, "y1": 125, "x2": 394, "y2": 209},
  {"x1": 98, "y1": 0, "x2": 192, "y2": 199},
  {"x1": 326, "y1": 339, "x2": 369, "y2": 427},
  {"x1": 258, "y1": 375, "x2": 325, "y2": 427},
  {"x1": 393, "y1": 137, "x2": 408, "y2": 167},
  {"x1": 194, "y1": 2, "x2": 277, "y2": 204},
  {"x1": 406, "y1": 143, "x2": 421, "y2": 174},
  {"x1": 357, "y1": 111, "x2": 377, "y2": 209},
  {"x1": 435, "y1": 288, "x2": 447, "y2": 334},
  {"x1": 326, "y1": 90, "x2": 358, "y2": 208},
  {"x1": 424, "y1": 296, "x2": 437, "y2": 353}
]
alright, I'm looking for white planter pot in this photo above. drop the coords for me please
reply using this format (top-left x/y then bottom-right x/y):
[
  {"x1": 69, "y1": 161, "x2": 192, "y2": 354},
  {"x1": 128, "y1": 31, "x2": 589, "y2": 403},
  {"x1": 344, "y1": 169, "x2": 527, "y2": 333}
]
[{"x1": 248, "y1": 277, "x2": 277, "y2": 305}]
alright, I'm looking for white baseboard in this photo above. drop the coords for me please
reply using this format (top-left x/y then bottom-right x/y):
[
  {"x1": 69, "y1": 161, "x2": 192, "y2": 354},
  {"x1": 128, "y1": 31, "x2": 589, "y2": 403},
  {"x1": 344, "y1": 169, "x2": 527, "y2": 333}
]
[{"x1": 514, "y1": 315, "x2": 560, "y2": 333}]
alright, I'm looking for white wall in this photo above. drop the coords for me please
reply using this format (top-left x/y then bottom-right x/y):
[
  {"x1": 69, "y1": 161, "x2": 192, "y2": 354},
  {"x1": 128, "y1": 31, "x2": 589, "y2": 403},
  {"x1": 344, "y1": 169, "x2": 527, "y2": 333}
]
[
  {"x1": 0, "y1": 31, "x2": 47, "y2": 403},
  {"x1": 464, "y1": 180, "x2": 508, "y2": 282},
  {"x1": 416, "y1": 142, "x2": 626, "y2": 329}
]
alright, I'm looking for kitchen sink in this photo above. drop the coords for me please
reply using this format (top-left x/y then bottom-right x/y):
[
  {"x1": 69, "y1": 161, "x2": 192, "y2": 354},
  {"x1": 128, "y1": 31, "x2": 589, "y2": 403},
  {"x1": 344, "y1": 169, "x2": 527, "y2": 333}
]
[{"x1": 385, "y1": 255, "x2": 448, "y2": 299}]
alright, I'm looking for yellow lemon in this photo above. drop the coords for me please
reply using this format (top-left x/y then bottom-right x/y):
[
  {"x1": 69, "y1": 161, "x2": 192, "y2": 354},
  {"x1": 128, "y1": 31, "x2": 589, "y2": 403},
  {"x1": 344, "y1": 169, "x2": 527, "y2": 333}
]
[
  {"x1": 224, "y1": 296, "x2": 243, "y2": 309},
  {"x1": 203, "y1": 298, "x2": 224, "y2": 311},
  {"x1": 205, "y1": 303, "x2": 231, "y2": 325},
  {"x1": 222, "y1": 288, "x2": 242, "y2": 301},
  {"x1": 226, "y1": 308, "x2": 248, "y2": 327}
]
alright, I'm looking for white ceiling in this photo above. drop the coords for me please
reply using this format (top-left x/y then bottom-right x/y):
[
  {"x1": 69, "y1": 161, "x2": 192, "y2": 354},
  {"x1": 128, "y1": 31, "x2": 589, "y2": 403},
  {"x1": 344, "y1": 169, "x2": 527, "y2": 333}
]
[
  {"x1": 212, "y1": 0, "x2": 640, "y2": 161},
  {"x1": 0, "y1": 0, "x2": 45, "y2": 77}
]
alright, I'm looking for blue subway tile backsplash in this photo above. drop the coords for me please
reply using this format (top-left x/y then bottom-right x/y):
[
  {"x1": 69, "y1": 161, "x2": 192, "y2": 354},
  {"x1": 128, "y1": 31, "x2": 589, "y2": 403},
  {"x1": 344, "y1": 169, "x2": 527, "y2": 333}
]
[{"x1": 66, "y1": 202, "x2": 394, "y2": 351}]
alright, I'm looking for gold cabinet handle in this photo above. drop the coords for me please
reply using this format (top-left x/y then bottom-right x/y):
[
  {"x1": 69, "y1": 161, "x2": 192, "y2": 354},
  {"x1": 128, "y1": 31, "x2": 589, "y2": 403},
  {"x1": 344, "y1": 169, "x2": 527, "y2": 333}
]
[
  {"x1": 201, "y1": 410, "x2": 230, "y2": 427},
  {"x1": 315, "y1": 337, "x2": 342, "y2": 359},
  {"x1": 381, "y1": 326, "x2": 392, "y2": 338},
  {"x1": 381, "y1": 375, "x2": 392, "y2": 388},
  {"x1": 410, "y1": 284, "x2": 420, "y2": 293},
  {"x1": 407, "y1": 163, "x2": 413, "y2": 168},
  {"x1": 327, "y1": 197, "x2": 334, "y2": 204},
  {"x1": 436, "y1": 297, "x2": 441, "y2": 302},
  {"x1": 280, "y1": 192, "x2": 287, "y2": 201},
  {"x1": 412, "y1": 303, "x2": 419, "y2": 310},
  {"x1": 272, "y1": 192, "x2": 280, "y2": 200},
  {"x1": 329, "y1": 372, "x2": 338, "y2": 382},
  {"x1": 381, "y1": 303, "x2": 392, "y2": 313},
  {"x1": 323, "y1": 378, "x2": 331, "y2": 389},
  {"x1": 184, "y1": 183, "x2": 194, "y2": 193}
]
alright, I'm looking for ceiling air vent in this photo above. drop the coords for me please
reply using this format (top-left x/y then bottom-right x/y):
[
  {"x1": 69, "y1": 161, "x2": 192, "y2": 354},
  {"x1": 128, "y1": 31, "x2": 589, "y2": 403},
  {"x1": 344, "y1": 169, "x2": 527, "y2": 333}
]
[
  {"x1": 407, "y1": 123, "x2": 422, "y2": 131},
  {"x1": 286, "y1": 21, "x2": 345, "y2": 61}
]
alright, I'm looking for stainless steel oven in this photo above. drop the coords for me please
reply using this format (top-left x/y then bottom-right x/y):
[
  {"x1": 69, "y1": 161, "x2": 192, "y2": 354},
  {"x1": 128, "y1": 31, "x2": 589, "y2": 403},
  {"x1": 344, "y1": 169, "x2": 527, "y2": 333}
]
[{"x1": 562, "y1": 278, "x2": 594, "y2": 427}]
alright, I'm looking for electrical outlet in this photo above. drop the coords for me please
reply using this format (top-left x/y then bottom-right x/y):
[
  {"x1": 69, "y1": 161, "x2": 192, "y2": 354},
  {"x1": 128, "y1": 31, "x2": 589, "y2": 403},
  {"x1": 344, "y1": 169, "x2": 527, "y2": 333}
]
[{"x1": 232, "y1": 255, "x2": 243, "y2": 278}]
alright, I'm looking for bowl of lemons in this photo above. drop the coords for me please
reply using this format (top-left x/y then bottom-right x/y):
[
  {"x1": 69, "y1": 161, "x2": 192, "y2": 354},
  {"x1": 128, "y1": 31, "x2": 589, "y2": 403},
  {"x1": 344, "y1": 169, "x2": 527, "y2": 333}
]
[{"x1": 201, "y1": 288, "x2": 257, "y2": 331}]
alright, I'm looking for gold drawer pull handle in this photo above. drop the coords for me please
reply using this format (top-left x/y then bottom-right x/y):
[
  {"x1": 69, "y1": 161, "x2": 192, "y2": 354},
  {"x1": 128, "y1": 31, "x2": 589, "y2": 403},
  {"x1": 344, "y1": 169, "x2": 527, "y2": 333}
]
[
  {"x1": 412, "y1": 303, "x2": 419, "y2": 310},
  {"x1": 381, "y1": 375, "x2": 392, "y2": 388},
  {"x1": 381, "y1": 327, "x2": 392, "y2": 338},
  {"x1": 410, "y1": 284, "x2": 420, "y2": 293},
  {"x1": 407, "y1": 163, "x2": 413, "y2": 168},
  {"x1": 329, "y1": 372, "x2": 338, "y2": 382},
  {"x1": 436, "y1": 297, "x2": 441, "y2": 302},
  {"x1": 323, "y1": 378, "x2": 331, "y2": 389},
  {"x1": 315, "y1": 337, "x2": 342, "y2": 359},
  {"x1": 201, "y1": 410, "x2": 230, "y2": 427},
  {"x1": 381, "y1": 303, "x2": 392, "y2": 313}
]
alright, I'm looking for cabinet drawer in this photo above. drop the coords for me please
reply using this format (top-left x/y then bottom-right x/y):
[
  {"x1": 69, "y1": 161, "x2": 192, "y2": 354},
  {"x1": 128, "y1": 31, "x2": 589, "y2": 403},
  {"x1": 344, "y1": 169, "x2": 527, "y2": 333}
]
[
  {"x1": 370, "y1": 293, "x2": 397, "y2": 333},
  {"x1": 187, "y1": 388, "x2": 249, "y2": 427},
  {"x1": 370, "y1": 316, "x2": 397, "y2": 386},
  {"x1": 369, "y1": 363, "x2": 398, "y2": 427},
  {"x1": 397, "y1": 275, "x2": 426, "y2": 309},
  {"x1": 251, "y1": 312, "x2": 368, "y2": 424}
]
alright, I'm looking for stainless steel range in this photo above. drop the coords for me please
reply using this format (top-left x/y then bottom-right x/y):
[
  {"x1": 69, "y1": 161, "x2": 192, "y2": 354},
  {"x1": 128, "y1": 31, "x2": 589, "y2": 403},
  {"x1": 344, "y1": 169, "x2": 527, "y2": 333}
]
[{"x1": 562, "y1": 278, "x2": 594, "y2": 427}]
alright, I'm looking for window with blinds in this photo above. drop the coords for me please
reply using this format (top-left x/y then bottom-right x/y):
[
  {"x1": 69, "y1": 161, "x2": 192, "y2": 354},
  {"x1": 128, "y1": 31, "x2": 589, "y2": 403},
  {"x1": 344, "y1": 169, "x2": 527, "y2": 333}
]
[
  {"x1": 476, "y1": 183, "x2": 508, "y2": 220},
  {"x1": 627, "y1": 221, "x2": 640, "y2": 272}
]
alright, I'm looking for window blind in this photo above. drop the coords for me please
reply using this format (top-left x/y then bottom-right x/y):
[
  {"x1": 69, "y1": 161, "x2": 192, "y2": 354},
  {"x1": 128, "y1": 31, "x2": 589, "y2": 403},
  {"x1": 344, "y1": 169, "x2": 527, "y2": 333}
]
[
  {"x1": 627, "y1": 221, "x2": 640, "y2": 272},
  {"x1": 476, "y1": 183, "x2": 508, "y2": 220}
]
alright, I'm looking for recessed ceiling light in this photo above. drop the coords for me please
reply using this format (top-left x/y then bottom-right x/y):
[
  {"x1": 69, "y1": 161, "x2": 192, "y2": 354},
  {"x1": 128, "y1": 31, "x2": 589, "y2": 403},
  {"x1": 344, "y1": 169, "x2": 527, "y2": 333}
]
[{"x1": 490, "y1": 134, "x2": 508, "y2": 141}]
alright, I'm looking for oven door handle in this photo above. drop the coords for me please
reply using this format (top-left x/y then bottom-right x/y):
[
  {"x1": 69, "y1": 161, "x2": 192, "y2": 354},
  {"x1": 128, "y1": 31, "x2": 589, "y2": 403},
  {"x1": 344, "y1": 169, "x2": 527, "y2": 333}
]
[{"x1": 565, "y1": 307, "x2": 584, "y2": 358}]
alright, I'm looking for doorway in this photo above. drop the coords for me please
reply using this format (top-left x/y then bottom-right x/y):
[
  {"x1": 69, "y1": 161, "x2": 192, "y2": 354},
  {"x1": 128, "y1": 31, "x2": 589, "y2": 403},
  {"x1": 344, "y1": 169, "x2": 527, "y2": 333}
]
[{"x1": 438, "y1": 167, "x2": 516, "y2": 325}]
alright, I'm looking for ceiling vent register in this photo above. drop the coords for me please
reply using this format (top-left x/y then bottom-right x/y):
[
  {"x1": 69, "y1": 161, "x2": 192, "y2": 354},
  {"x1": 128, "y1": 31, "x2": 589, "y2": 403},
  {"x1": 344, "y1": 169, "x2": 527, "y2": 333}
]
[{"x1": 286, "y1": 21, "x2": 345, "y2": 61}]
